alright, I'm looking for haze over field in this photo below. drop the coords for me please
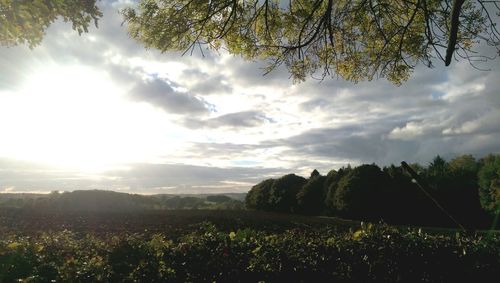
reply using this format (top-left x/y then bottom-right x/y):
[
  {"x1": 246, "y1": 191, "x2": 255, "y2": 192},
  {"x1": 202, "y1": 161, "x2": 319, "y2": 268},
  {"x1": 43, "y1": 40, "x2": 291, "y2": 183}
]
[{"x1": 1, "y1": 0, "x2": 499, "y2": 194}]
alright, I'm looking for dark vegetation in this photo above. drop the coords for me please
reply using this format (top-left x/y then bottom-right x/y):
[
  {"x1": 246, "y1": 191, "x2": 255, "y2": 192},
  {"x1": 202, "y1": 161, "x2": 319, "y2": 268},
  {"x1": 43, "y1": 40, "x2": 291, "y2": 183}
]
[
  {"x1": 246, "y1": 154, "x2": 500, "y2": 230},
  {"x1": 0, "y1": 209, "x2": 499, "y2": 282}
]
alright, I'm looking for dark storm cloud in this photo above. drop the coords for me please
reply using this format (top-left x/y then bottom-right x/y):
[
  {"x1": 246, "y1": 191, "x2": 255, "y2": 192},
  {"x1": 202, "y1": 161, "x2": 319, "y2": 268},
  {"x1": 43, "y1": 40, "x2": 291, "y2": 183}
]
[
  {"x1": 183, "y1": 111, "x2": 272, "y2": 129},
  {"x1": 129, "y1": 78, "x2": 211, "y2": 114}
]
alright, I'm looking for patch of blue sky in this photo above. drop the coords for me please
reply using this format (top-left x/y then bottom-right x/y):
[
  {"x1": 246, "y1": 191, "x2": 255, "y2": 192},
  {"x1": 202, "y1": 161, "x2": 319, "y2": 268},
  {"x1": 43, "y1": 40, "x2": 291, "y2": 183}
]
[
  {"x1": 431, "y1": 91, "x2": 446, "y2": 100},
  {"x1": 232, "y1": 160, "x2": 260, "y2": 166}
]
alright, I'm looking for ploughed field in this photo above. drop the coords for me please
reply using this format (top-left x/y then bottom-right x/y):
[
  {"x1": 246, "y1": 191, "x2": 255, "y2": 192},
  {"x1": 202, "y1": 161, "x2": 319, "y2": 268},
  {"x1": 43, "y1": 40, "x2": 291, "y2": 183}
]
[
  {"x1": 0, "y1": 208, "x2": 358, "y2": 237},
  {"x1": 0, "y1": 208, "x2": 499, "y2": 282}
]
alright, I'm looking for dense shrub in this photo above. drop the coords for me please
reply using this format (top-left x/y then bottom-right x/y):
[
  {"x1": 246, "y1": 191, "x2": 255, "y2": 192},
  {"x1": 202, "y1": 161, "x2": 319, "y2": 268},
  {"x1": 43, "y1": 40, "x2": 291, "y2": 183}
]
[{"x1": 0, "y1": 223, "x2": 498, "y2": 282}]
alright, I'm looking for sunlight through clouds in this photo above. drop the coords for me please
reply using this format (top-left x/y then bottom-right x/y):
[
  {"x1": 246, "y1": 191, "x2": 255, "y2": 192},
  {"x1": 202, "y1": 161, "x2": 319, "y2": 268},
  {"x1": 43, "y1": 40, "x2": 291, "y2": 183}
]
[
  {"x1": 0, "y1": 64, "x2": 186, "y2": 172},
  {"x1": 0, "y1": 0, "x2": 498, "y2": 193}
]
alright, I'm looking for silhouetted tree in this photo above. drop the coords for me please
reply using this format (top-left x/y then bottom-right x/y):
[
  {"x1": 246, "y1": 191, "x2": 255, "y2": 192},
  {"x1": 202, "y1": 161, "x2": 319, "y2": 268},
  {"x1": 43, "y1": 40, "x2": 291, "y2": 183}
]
[
  {"x1": 245, "y1": 153, "x2": 497, "y2": 228},
  {"x1": 444, "y1": 155, "x2": 487, "y2": 226},
  {"x1": 324, "y1": 167, "x2": 350, "y2": 214},
  {"x1": 297, "y1": 175, "x2": 327, "y2": 215},
  {"x1": 310, "y1": 169, "x2": 320, "y2": 178},
  {"x1": 383, "y1": 164, "x2": 447, "y2": 226},
  {"x1": 245, "y1": 179, "x2": 275, "y2": 210},
  {"x1": 332, "y1": 164, "x2": 390, "y2": 221},
  {"x1": 425, "y1": 155, "x2": 452, "y2": 196},
  {"x1": 268, "y1": 174, "x2": 307, "y2": 213}
]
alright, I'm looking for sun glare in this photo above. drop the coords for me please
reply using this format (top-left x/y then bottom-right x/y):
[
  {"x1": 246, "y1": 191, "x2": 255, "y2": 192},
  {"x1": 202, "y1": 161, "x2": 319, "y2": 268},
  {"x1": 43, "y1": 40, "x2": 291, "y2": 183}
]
[{"x1": 0, "y1": 65, "x2": 179, "y2": 172}]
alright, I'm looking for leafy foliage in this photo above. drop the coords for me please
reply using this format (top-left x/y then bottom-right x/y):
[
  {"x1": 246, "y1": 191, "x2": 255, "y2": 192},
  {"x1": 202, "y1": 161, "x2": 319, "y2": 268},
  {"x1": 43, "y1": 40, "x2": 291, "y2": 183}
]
[
  {"x1": 296, "y1": 174, "x2": 327, "y2": 215},
  {"x1": 0, "y1": 0, "x2": 102, "y2": 48},
  {"x1": 246, "y1": 154, "x2": 499, "y2": 229},
  {"x1": 478, "y1": 154, "x2": 500, "y2": 215},
  {"x1": 245, "y1": 178, "x2": 275, "y2": 211},
  {"x1": 0, "y1": 223, "x2": 498, "y2": 282},
  {"x1": 332, "y1": 164, "x2": 391, "y2": 220},
  {"x1": 268, "y1": 174, "x2": 307, "y2": 213},
  {"x1": 123, "y1": 0, "x2": 500, "y2": 84}
]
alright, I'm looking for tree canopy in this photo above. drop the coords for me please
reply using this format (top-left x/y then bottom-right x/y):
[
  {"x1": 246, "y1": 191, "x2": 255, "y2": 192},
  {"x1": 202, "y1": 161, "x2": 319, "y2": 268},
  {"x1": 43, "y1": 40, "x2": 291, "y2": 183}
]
[
  {"x1": 3, "y1": 1, "x2": 498, "y2": 84},
  {"x1": 478, "y1": 154, "x2": 500, "y2": 215},
  {"x1": 245, "y1": 154, "x2": 498, "y2": 228},
  {"x1": 123, "y1": 0, "x2": 500, "y2": 84},
  {"x1": 0, "y1": 0, "x2": 102, "y2": 48}
]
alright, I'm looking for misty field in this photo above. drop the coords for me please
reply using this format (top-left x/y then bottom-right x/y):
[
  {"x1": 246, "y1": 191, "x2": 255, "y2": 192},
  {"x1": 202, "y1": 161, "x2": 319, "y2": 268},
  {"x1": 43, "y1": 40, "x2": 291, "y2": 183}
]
[{"x1": 0, "y1": 208, "x2": 499, "y2": 282}]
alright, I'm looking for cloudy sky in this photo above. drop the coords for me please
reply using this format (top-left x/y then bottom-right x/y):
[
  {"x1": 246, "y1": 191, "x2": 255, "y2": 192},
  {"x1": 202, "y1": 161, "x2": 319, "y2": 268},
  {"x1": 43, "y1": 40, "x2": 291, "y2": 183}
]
[{"x1": 0, "y1": 0, "x2": 498, "y2": 194}]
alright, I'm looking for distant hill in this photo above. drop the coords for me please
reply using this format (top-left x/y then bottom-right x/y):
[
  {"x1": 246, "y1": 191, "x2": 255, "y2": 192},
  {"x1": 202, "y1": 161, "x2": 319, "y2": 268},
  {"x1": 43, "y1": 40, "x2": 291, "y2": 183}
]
[
  {"x1": 0, "y1": 190, "x2": 245, "y2": 211},
  {"x1": 154, "y1": 193, "x2": 247, "y2": 202}
]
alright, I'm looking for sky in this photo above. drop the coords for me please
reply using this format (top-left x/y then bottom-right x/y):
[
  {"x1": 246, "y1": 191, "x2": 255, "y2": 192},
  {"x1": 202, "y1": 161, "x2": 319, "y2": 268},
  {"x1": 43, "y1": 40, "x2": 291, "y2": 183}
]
[{"x1": 0, "y1": 0, "x2": 499, "y2": 194}]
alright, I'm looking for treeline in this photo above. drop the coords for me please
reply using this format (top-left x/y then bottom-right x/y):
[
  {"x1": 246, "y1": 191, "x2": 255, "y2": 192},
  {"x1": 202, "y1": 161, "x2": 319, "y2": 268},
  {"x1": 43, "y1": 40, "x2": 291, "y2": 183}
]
[
  {"x1": 246, "y1": 154, "x2": 499, "y2": 229},
  {"x1": 0, "y1": 190, "x2": 244, "y2": 211}
]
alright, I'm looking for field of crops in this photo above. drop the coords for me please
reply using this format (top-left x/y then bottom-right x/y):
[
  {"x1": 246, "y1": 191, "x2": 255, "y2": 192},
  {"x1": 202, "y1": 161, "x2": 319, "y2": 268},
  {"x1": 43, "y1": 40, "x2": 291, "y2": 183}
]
[{"x1": 0, "y1": 208, "x2": 499, "y2": 282}]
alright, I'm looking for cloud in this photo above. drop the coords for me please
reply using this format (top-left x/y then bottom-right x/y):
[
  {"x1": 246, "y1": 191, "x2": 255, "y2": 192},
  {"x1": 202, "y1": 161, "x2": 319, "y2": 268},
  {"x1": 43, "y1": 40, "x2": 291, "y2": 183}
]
[
  {"x1": 442, "y1": 110, "x2": 500, "y2": 136},
  {"x1": 129, "y1": 77, "x2": 212, "y2": 114},
  {"x1": 0, "y1": 158, "x2": 98, "y2": 191},
  {"x1": 181, "y1": 69, "x2": 233, "y2": 95},
  {"x1": 0, "y1": 47, "x2": 35, "y2": 90},
  {"x1": 0, "y1": 158, "x2": 286, "y2": 194},
  {"x1": 106, "y1": 163, "x2": 287, "y2": 193},
  {"x1": 388, "y1": 120, "x2": 444, "y2": 140},
  {"x1": 223, "y1": 55, "x2": 293, "y2": 87},
  {"x1": 1, "y1": 0, "x2": 499, "y2": 194},
  {"x1": 269, "y1": 124, "x2": 419, "y2": 166},
  {"x1": 183, "y1": 111, "x2": 272, "y2": 129}
]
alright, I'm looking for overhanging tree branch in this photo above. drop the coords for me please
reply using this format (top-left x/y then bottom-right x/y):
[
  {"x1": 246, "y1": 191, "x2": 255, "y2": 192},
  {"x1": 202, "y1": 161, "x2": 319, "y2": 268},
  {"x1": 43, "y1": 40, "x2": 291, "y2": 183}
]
[
  {"x1": 445, "y1": 0, "x2": 466, "y2": 66},
  {"x1": 122, "y1": 0, "x2": 500, "y2": 84}
]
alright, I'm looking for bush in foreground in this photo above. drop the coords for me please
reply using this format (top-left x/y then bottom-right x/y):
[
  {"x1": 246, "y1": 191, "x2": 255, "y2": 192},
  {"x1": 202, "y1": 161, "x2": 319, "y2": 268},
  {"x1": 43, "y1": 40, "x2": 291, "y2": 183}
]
[{"x1": 0, "y1": 223, "x2": 498, "y2": 282}]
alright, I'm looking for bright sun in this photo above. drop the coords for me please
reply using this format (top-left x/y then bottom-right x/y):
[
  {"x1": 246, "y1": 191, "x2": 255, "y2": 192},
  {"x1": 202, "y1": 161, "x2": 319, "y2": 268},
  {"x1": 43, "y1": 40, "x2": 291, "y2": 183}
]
[{"x1": 0, "y1": 65, "x2": 178, "y2": 172}]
